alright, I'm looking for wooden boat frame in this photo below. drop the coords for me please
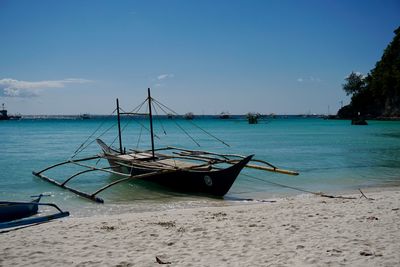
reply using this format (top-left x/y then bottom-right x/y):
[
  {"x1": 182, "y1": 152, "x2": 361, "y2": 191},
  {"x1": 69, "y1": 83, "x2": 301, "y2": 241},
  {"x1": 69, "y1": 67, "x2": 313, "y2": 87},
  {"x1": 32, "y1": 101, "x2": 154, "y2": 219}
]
[{"x1": 33, "y1": 89, "x2": 299, "y2": 203}]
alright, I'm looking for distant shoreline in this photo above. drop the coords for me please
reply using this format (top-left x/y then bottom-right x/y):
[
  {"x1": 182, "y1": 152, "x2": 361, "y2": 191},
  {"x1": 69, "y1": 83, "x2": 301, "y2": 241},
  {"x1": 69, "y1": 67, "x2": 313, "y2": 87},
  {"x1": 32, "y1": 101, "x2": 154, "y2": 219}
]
[{"x1": 3, "y1": 114, "x2": 340, "y2": 119}]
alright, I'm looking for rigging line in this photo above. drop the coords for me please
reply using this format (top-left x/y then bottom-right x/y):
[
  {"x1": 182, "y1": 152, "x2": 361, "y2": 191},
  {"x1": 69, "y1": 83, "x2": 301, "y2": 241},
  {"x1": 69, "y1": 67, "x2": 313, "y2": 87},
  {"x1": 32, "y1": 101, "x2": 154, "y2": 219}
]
[
  {"x1": 151, "y1": 102, "x2": 167, "y2": 135},
  {"x1": 70, "y1": 108, "x2": 117, "y2": 159},
  {"x1": 109, "y1": 101, "x2": 146, "y2": 148},
  {"x1": 136, "y1": 104, "x2": 147, "y2": 149},
  {"x1": 71, "y1": 123, "x2": 117, "y2": 158},
  {"x1": 110, "y1": 116, "x2": 131, "y2": 148},
  {"x1": 119, "y1": 106, "x2": 160, "y2": 140},
  {"x1": 241, "y1": 172, "x2": 316, "y2": 195},
  {"x1": 110, "y1": 100, "x2": 152, "y2": 151},
  {"x1": 124, "y1": 98, "x2": 148, "y2": 114},
  {"x1": 136, "y1": 123, "x2": 144, "y2": 149},
  {"x1": 152, "y1": 100, "x2": 200, "y2": 147},
  {"x1": 152, "y1": 98, "x2": 230, "y2": 147},
  {"x1": 174, "y1": 119, "x2": 201, "y2": 147}
]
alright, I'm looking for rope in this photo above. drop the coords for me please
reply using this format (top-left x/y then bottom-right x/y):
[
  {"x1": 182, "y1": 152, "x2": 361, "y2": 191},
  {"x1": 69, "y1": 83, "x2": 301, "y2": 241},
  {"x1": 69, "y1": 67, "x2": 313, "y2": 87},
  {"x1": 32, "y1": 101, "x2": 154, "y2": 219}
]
[
  {"x1": 136, "y1": 104, "x2": 148, "y2": 149},
  {"x1": 71, "y1": 98, "x2": 148, "y2": 159},
  {"x1": 71, "y1": 123, "x2": 116, "y2": 159},
  {"x1": 70, "y1": 108, "x2": 117, "y2": 159},
  {"x1": 152, "y1": 100, "x2": 200, "y2": 147},
  {"x1": 242, "y1": 173, "x2": 357, "y2": 199},
  {"x1": 152, "y1": 98, "x2": 230, "y2": 147},
  {"x1": 151, "y1": 102, "x2": 167, "y2": 135},
  {"x1": 119, "y1": 107, "x2": 160, "y2": 140}
]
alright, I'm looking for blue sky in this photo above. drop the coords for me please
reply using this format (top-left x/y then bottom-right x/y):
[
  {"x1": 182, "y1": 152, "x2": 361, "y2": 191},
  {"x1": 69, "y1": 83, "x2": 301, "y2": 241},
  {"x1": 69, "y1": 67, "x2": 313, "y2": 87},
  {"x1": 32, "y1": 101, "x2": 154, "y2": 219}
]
[{"x1": 0, "y1": 0, "x2": 399, "y2": 115}]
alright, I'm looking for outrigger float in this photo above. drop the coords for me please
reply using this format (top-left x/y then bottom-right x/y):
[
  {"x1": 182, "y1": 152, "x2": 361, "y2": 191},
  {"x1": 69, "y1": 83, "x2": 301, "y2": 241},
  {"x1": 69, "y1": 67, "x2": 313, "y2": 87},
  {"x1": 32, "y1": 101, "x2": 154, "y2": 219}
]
[{"x1": 33, "y1": 89, "x2": 298, "y2": 203}]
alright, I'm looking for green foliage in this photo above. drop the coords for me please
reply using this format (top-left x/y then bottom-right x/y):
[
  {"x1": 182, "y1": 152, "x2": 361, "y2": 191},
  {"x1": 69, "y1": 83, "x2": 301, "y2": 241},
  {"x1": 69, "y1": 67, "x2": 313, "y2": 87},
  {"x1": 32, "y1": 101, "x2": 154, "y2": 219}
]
[
  {"x1": 342, "y1": 72, "x2": 366, "y2": 96},
  {"x1": 338, "y1": 26, "x2": 400, "y2": 118}
]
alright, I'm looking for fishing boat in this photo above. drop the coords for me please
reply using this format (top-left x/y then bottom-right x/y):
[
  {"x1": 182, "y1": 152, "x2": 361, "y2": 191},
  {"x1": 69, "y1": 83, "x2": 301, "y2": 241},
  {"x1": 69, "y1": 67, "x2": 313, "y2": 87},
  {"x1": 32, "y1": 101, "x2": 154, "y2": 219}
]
[
  {"x1": 0, "y1": 194, "x2": 69, "y2": 230},
  {"x1": 33, "y1": 89, "x2": 298, "y2": 203},
  {"x1": 0, "y1": 103, "x2": 21, "y2": 121},
  {"x1": 219, "y1": 112, "x2": 231, "y2": 119},
  {"x1": 247, "y1": 112, "x2": 261, "y2": 124},
  {"x1": 0, "y1": 195, "x2": 43, "y2": 222},
  {"x1": 184, "y1": 112, "x2": 194, "y2": 120},
  {"x1": 79, "y1": 113, "x2": 91, "y2": 120}
]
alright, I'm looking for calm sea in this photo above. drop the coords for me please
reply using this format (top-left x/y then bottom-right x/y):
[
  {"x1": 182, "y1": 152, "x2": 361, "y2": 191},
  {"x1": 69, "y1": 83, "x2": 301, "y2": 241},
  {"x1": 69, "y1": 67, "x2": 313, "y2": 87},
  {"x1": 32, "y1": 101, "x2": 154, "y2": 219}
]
[{"x1": 1, "y1": 116, "x2": 400, "y2": 217}]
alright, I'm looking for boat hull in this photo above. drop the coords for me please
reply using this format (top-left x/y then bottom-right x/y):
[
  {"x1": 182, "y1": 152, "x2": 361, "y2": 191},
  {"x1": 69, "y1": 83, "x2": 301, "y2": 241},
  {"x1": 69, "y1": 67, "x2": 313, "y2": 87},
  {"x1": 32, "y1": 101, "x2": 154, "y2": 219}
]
[
  {"x1": 0, "y1": 200, "x2": 39, "y2": 222},
  {"x1": 106, "y1": 155, "x2": 252, "y2": 196}
]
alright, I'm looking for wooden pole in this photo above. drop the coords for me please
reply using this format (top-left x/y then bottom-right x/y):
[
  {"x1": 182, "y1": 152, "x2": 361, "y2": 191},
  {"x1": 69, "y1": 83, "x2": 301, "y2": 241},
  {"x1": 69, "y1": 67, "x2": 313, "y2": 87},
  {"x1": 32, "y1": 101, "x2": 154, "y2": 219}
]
[
  {"x1": 148, "y1": 88, "x2": 155, "y2": 159},
  {"x1": 116, "y1": 98, "x2": 123, "y2": 154},
  {"x1": 33, "y1": 155, "x2": 101, "y2": 175},
  {"x1": 243, "y1": 163, "x2": 299, "y2": 176}
]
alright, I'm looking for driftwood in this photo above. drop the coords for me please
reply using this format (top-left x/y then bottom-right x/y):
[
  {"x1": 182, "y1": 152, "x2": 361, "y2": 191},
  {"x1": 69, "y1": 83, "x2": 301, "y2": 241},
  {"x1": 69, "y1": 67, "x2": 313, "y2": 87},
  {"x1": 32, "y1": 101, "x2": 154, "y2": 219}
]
[
  {"x1": 314, "y1": 192, "x2": 357, "y2": 200},
  {"x1": 359, "y1": 188, "x2": 374, "y2": 200},
  {"x1": 156, "y1": 256, "x2": 171, "y2": 264}
]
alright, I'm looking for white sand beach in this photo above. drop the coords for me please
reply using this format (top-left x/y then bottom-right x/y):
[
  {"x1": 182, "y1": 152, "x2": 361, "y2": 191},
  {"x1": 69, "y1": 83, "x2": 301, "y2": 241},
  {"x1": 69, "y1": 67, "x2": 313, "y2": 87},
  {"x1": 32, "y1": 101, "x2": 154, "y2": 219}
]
[{"x1": 1, "y1": 189, "x2": 399, "y2": 267}]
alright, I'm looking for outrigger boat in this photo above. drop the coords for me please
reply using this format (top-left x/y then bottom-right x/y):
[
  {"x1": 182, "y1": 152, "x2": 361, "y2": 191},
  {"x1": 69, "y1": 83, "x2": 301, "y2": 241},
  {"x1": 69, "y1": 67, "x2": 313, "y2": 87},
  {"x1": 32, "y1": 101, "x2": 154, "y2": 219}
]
[
  {"x1": 0, "y1": 194, "x2": 44, "y2": 222},
  {"x1": 0, "y1": 194, "x2": 69, "y2": 230},
  {"x1": 33, "y1": 89, "x2": 298, "y2": 203}
]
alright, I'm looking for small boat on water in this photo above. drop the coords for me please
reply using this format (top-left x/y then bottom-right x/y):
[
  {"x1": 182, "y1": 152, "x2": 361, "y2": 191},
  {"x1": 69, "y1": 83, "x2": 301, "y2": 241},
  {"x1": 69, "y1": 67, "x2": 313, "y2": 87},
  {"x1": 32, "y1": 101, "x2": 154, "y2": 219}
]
[
  {"x1": 79, "y1": 113, "x2": 91, "y2": 120},
  {"x1": 0, "y1": 194, "x2": 69, "y2": 230},
  {"x1": 219, "y1": 112, "x2": 231, "y2": 119},
  {"x1": 247, "y1": 112, "x2": 261, "y2": 124},
  {"x1": 33, "y1": 89, "x2": 298, "y2": 203},
  {"x1": 184, "y1": 112, "x2": 194, "y2": 120},
  {"x1": 0, "y1": 103, "x2": 21, "y2": 121}
]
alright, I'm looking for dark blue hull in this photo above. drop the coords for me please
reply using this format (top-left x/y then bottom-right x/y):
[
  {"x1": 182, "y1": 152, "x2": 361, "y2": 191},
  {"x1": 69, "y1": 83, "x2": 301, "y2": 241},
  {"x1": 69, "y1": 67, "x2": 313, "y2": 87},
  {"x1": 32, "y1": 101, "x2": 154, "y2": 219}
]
[{"x1": 0, "y1": 201, "x2": 39, "y2": 222}]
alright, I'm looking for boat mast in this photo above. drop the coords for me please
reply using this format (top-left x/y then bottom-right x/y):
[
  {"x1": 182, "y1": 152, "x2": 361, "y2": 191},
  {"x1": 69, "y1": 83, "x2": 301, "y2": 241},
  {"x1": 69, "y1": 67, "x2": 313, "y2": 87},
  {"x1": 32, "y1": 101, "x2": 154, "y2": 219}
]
[
  {"x1": 116, "y1": 98, "x2": 123, "y2": 154},
  {"x1": 148, "y1": 88, "x2": 155, "y2": 159}
]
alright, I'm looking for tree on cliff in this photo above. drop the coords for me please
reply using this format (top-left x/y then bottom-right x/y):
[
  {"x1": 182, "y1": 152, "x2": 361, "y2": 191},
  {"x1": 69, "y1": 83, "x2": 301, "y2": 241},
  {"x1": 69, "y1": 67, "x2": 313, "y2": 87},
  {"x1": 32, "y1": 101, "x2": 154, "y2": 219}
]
[
  {"x1": 342, "y1": 72, "x2": 366, "y2": 96},
  {"x1": 338, "y1": 27, "x2": 400, "y2": 118}
]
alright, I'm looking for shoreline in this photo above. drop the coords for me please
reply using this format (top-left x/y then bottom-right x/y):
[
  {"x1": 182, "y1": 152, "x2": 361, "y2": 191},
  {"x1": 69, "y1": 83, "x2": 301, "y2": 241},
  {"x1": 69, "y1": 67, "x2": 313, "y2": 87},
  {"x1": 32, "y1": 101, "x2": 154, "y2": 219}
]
[
  {"x1": 2, "y1": 188, "x2": 399, "y2": 266},
  {"x1": 52, "y1": 184, "x2": 400, "y2": 219}
]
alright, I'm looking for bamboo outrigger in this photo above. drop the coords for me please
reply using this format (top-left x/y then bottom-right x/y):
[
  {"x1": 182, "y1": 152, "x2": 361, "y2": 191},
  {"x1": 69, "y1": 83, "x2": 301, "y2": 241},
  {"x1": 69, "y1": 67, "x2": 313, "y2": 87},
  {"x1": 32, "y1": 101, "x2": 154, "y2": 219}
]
[{"x1": 33, "y1": 89, "x2": 298, "y2": 203}]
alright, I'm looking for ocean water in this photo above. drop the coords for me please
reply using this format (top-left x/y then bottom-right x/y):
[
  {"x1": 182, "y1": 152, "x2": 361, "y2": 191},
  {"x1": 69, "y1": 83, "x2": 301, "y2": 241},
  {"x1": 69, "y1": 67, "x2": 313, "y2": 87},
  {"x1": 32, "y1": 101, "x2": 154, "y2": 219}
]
[{"x1": 1, "y1": 116, "x2": 400, "y2": 217}]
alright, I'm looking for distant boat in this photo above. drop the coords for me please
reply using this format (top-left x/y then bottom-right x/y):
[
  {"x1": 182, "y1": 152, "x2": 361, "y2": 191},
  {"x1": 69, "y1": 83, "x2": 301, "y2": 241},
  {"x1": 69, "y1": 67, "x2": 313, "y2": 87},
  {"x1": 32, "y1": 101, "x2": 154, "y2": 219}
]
[
  {"x1": 184, "y1": 112, "x2": 194, "y2": 120},
  {"x1": 79, "y1": 114, "x2": 91, "y2": 120},
  {"x1": 219, "y1": 112, "x2": 231, "y2": 119},
  {"x1": 247, "y1": 112, "x2": 261, "y2": 124},
  {"x1": 0, "y1": 103, "x2": 21, "y2": 121},
  {"x1": 351, "y1": 112, "x2": 368, "y2": 125},
  {"x1": 351, "y1": 118, "x2": 368, "y2": 125}
]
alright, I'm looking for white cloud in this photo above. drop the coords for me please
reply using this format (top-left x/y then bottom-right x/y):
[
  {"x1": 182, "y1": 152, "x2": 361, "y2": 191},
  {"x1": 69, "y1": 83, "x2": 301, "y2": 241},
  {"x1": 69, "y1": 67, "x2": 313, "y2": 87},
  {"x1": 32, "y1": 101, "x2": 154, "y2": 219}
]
[
  {"x1": 0, "y1": 78, "x2": 92, "y2": 97},
  {"x1": 157, "y1": 74, "x2": 174, "y2": 80},
  {"x1": 296, "y1": 76, "x2": 321, "y2": 83}
]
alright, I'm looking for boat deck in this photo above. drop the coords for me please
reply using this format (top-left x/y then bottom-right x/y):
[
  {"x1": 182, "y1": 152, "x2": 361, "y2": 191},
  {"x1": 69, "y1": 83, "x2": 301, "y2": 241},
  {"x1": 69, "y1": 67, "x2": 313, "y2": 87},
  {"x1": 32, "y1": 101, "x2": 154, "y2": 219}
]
[{"x1": 115, "y1": 152, "x2": 211, "y2": 170}]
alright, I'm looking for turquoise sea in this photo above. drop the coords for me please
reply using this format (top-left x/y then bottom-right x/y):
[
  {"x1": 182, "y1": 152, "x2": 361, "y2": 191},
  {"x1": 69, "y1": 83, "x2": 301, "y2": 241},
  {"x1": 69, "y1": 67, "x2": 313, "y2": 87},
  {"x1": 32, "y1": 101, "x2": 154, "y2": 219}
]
[{"x1": 1, "y1": 116, "x2": 400, "y2": 217}]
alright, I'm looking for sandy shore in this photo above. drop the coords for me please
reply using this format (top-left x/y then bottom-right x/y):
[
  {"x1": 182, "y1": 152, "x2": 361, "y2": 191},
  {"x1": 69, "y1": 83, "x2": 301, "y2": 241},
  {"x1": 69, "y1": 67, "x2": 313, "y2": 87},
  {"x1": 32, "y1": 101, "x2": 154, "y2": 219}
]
[{"x1": 1, "y1": 189, "x2": 399, "y2": 267}]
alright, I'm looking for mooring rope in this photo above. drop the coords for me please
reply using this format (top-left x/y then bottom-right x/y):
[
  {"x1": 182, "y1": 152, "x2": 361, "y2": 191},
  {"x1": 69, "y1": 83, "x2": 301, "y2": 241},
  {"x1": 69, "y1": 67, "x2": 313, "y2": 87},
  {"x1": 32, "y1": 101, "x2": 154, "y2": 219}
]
[{"x1": 241, "y1": 172, "x2": 357, "y2": 199}]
